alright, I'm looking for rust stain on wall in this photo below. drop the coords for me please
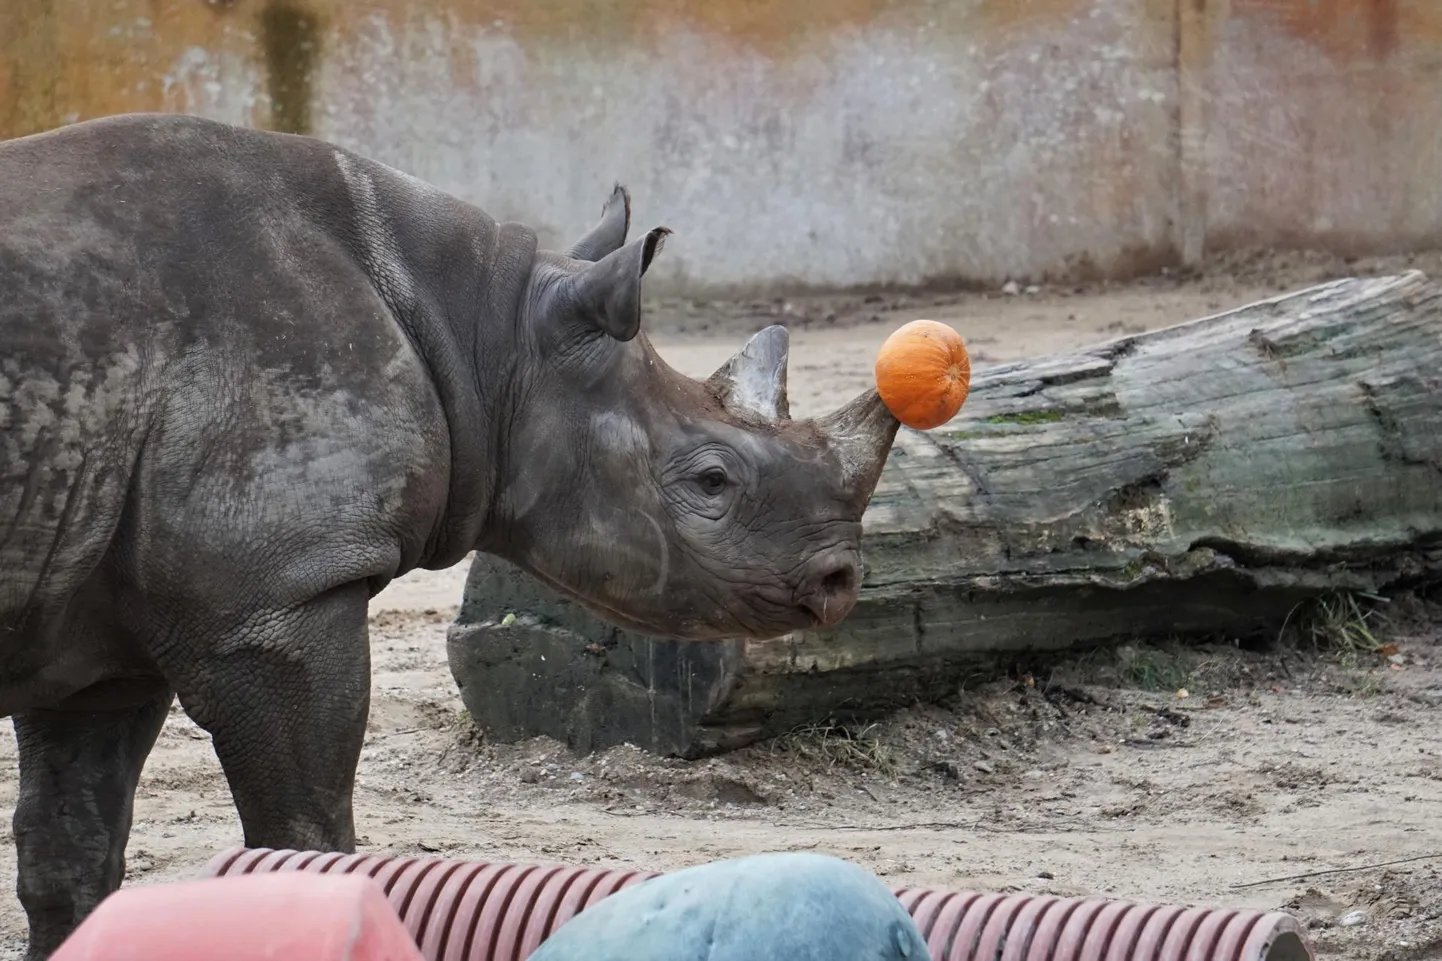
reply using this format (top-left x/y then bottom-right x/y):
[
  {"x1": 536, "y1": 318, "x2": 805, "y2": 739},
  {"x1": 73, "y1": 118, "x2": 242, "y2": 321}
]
[
  {"x1": 1201, "y1": 0, "x2": 1442, "y2": 257},
  {"x1": 311, "y1": 0, "x2": 1095, "y2": 59},
  {"x1": 442, "y1": 0, "x2": 903, "y2": 55},
  {"x1": 0, "y1": 0, "x2": 1107, "y2": 142},
  {"x1": 1232, "y1": 0, "x2": 1442, "y2": 62},
  {"x1": 1, "y1": 0, "x2": 270, "y2": 138},
  {"x1": 266, "y1": 0, "x2": 920, "y2": 60},
  {"x1": 1, "y1": 0, "x2": 1440, "y2": 287},
  {"x1": 259, "y1": 1, "x2": 321, "y2": 134},
  {"x1": 970, "y1": 0, "x2": 1087, "y2": 30},
  {"x1": 0, "y1": 0, "x2": 61, "y2": 138}
]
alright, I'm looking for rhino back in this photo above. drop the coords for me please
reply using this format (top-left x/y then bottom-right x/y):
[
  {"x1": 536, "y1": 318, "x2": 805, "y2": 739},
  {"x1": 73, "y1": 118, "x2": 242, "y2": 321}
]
[{"x1": 0, "y1": 114, "x2": 507, "y2": 701}]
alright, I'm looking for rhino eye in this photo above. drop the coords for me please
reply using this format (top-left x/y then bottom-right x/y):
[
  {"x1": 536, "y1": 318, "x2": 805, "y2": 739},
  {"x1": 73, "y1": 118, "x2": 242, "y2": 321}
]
[{"x1": 697, "y1": 468, "x2": 729, "y2": 496}]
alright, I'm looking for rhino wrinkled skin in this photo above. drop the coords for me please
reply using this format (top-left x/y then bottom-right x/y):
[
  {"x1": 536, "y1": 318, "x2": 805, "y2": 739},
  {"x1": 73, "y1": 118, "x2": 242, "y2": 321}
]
[{"x1": 0, "y1": 113, "x2": 900, "y2": 958}]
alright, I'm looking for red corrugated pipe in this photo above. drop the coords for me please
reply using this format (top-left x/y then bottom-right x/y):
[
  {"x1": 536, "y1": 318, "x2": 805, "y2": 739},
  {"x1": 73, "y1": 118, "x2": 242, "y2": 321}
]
[{"x1": 204, "y1": 847, "x2": 1316, "y2": 961}]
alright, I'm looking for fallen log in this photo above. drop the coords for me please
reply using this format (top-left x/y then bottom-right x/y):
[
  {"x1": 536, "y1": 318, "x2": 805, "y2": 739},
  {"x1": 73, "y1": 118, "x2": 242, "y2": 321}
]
[{"x1": 447, "y1": 272, "x2": 1442, "y2": 757}]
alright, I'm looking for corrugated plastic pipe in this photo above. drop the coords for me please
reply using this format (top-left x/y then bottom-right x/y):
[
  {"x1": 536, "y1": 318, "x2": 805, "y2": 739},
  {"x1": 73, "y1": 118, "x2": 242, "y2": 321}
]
[{"x1": 204, "y1": 847, "x2": 1316, "y2": 961}]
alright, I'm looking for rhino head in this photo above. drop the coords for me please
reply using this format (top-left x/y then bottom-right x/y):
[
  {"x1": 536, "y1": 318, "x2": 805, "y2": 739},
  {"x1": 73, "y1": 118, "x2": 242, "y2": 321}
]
[{"x1": 488, "y1": 185, "x2": 900, "y2": 641}]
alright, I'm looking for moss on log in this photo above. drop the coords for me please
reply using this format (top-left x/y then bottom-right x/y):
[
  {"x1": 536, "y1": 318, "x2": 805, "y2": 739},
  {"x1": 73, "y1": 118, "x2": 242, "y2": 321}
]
[{"x1": 447, "y1": 272, "x2": 1442, "y2": 758}]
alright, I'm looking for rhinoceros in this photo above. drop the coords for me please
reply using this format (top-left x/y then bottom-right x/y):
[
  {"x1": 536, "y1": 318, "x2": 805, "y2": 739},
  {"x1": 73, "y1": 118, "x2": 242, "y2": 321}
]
[{"x1": 0, "y1": 113, "x2": 900, "y2": 958}]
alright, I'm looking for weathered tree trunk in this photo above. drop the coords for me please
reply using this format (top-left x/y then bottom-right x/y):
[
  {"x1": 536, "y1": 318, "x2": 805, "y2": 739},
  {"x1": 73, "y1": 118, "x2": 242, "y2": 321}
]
[{"x1": 447, "y1": 272, "x2": 1442, "y2": 758}]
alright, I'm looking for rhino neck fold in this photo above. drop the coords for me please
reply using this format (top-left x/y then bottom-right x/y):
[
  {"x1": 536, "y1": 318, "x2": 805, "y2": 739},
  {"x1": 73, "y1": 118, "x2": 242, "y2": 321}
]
[
  {"x1": 433, "y1": 218, "x2": 538, "y2": 569},
  {"x1": 340, "y1": 160, "x2": 539, "y2": 570}
]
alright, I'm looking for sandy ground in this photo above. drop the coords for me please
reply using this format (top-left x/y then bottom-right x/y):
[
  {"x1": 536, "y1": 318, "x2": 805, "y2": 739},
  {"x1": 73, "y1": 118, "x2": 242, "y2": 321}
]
[{"x1": 5, "y1": 248, "x2": 1442, "y2": 960}]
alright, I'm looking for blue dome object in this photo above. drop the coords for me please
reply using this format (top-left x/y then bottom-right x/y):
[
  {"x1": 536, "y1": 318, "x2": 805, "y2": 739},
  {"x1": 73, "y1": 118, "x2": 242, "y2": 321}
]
[{"x1": 529, "y1": 851, "x2": 930, "y2": 961}]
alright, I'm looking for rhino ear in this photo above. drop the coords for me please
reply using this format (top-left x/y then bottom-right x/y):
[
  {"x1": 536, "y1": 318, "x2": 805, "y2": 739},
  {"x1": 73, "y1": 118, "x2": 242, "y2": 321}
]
[
  {"x1": 706, "y1": 324, "x2": 791, "y2": 421},
  {"x1": 565, "y1": 183, "x2": 631, "y2": 262},
  {"x1": 558, "y1": 226, "x2": 670, "y2": 342}
]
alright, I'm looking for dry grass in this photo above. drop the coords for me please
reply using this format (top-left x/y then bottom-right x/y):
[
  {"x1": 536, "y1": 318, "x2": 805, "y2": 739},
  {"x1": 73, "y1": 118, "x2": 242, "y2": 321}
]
[
  {"x1": 767, "y1": 721, "x2": 897, "y2": 776},
  {"x1": 1280, "y1": 590, "x2": 1392, "y2": 697},
  {"x1": 1282, "y1": 590, "x2": 1388, "y2": 655},
  {"x1": 1060, "y1": 642, "x2": 1199, "y2": 693}
]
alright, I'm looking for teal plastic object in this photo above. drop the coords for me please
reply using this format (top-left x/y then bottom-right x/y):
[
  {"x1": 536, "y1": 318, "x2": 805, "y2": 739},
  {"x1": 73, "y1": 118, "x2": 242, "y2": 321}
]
[{"x1": 527, "y1": 852, "x2": 928, "y2": 961}]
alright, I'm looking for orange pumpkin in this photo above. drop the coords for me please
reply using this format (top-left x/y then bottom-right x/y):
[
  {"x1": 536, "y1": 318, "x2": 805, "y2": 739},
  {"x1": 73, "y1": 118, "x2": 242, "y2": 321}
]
[{"x1": 874, "y1": 319, "x2": 972, "y2": 430}]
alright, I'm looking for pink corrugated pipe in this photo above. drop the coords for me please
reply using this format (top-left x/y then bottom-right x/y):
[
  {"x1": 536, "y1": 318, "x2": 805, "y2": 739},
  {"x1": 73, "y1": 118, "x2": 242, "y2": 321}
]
[{"x1": 203, "y1": 847, "x2": 1315, "y2": 961}]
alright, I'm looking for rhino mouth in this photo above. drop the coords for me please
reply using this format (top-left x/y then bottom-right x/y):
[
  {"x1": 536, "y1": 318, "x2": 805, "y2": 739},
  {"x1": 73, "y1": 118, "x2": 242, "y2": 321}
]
[
  {"x1": 510, "y1": 559, "x2": 725, "y2": 639},
  {"x1": 512, "y1": 559, "x2": 813, "y2": 641}
]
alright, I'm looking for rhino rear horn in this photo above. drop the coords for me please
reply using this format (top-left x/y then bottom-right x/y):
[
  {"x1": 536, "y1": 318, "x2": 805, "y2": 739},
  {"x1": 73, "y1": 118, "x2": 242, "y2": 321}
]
[
  {"x1": 706, "y1": 325, "x2": 791, "y2": 421},
  {"x1": 566, "y1": 183, "x2": 631, "y2": 262},
  {"x1": 558, "y1": 226, "x2": 670, "y2": 342},
  {"x1": 815, "y1": 389, "x2": 901, "y2": 508}
]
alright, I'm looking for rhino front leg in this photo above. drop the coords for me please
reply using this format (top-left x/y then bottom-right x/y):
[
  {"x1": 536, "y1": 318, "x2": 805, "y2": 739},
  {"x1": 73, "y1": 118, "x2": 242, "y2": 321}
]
[
  {"x1": 12, "y1": 686, "x2": 174, "y2": 961},
  {"x1": 165, "y1": 582, "x2": 371, "y2": 854}
]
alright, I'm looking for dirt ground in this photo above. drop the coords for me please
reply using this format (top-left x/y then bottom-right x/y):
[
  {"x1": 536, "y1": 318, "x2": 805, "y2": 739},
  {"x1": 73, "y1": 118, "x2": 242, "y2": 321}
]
[{"x1": 5, "y1": 248, "x2": 1442, "y2": 960}]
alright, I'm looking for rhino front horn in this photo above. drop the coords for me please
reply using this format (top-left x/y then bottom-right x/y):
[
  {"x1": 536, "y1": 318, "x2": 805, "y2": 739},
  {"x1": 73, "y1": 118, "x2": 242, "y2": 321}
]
[
  {"x1": 815, "y1": 388, "x2": 901, "y2": 507},
  {"x1": 706, "y1": 324, "x2": 791, "y2": 421}
]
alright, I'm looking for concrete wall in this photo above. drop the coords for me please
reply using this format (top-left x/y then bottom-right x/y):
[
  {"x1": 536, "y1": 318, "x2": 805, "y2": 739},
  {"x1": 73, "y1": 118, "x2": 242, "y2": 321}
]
[{"x1": 3, "y1": 0, "x2": 1440, "y2": 295}]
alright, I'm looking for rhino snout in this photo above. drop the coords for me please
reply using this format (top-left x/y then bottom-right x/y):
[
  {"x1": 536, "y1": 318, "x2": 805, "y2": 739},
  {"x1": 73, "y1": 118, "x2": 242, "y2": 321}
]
[{"x1": 792, "y1": 549, "x2": 862, "y2": 628}]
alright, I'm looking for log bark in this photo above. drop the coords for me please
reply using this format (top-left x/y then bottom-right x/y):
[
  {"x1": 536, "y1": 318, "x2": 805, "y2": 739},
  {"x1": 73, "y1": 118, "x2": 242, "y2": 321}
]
[{"x1": 447, "y1": 272, "x2": 1442, "y2": 758}]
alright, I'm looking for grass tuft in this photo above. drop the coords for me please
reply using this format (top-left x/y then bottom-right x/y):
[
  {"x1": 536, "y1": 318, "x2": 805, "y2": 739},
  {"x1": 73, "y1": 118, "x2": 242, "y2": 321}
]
[
  {"x1": 769, "y1": 721, "x2": 896, "y2": 775},
  {"x1": 1114, "y1": 645, "x2": 1195, "y2": 692},
  {"x1": 1281, "y1": 590, "x2": 1386, "y2": 654},
  {"x1": 1280, "y1": 590, "x2": 1392, "y2": 698}
]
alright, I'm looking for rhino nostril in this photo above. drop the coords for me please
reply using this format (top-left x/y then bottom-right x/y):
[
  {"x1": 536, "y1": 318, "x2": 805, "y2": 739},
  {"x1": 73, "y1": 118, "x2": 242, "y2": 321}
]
[
  {"x1": 820, "y1": 565, "x2": 856, "y2": 596},
  {"x1": 795, "y1": 556, "x2": 861, "y2": 627}
]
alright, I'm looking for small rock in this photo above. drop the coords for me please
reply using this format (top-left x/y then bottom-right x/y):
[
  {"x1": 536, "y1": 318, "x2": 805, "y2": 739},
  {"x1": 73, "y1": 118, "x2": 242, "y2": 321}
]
[
  {"x1": 417, "y1": 840, "x2": 441, "y2": 853},
  {"x1": 927, "y1": 760, "x2": 961, "y2": 781},
  {"x1": 1002, "y1": 280, "x2": 1021, "y2": 296},
  {"x1": 1037, "y1": 870, "x2": 1055, "y2": 880},
  {"x1": 1025, "y1": 285, "x2": 1041, "y2": 295},
  {"x1": 569, "y1": 771, "x2": 584, "y2": 781},
  {"x1": 974, "y1": 760, "x2": 995, "y2": 774},
  {"x1": 1340, "y1": 910, "x2": 1367, "y2": 927}
]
